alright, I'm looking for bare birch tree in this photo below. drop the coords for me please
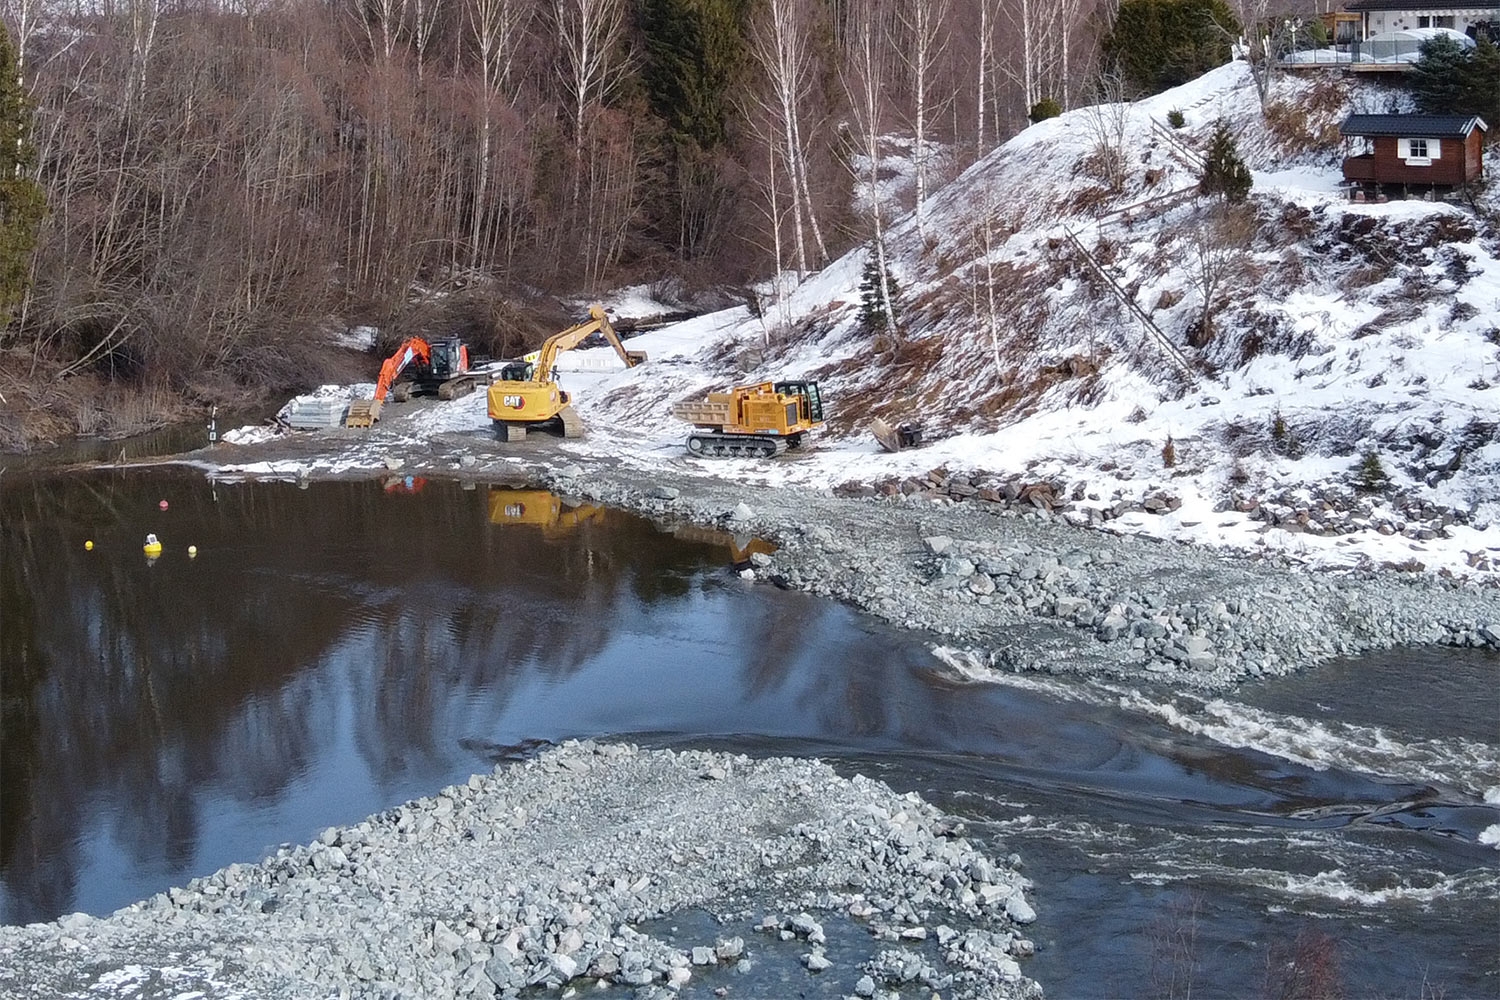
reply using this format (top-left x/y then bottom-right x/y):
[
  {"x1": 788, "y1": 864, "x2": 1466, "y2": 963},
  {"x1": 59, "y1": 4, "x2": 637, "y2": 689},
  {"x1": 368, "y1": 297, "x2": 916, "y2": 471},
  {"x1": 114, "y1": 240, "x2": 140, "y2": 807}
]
[
  {"x1": 125, "y1": 0, "x2": 160, "y2": 111},
  {"x1": 974, "y1": 0, "x2": 998, "y2": 151},
  {"x1": 468, "y1": 0, "x2": 537, "y2": 267},
  {"x1": 550, "y1": 0, "x2": 628, "y2": 211},
  {"x1": 747, "y1": 0, "x2": 828, "y2": 279},
  {"x1": 896, "y1": 0, "x2": 950, "y2": 235},
  {"x1": 356, "y1": 0, "x2": 408, "y2": 64},
  {"x1": 840, "y1": 0, "x2": 897, "y2": 334}
]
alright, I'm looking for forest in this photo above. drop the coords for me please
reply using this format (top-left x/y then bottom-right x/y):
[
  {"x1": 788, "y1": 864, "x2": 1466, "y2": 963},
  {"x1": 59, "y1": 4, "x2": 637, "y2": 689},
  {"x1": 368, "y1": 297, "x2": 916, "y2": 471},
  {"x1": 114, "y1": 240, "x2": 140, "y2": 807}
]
[{"x1": 0, "y1": 0, "x2": 1116, "y2": 441}]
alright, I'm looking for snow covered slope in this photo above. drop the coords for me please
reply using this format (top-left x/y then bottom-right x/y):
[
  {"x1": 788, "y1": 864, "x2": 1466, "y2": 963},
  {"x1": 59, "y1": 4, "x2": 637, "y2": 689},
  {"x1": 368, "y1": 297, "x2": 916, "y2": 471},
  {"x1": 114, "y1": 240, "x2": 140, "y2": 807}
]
[
  {"x1": 243, "y1": 60, "x2": 1500, "y2": 580},
  {"x1": 551, "y1": 61, "x2": 1497, "y2": 578}
]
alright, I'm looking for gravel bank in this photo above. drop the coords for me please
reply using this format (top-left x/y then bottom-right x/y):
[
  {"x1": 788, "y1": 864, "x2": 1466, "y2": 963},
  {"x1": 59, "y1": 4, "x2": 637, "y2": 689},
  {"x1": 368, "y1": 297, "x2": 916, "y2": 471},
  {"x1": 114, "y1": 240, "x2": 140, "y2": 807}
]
[
  {"x1": 0, "y1": 742, "x2": 1042, "y2": 1000},
  {"x1": 190, "y1": 422, "x2": 1497, "y2": 690},
  {"x1": 524, "y1": 456, "x2": 1498, "y2": 693}
]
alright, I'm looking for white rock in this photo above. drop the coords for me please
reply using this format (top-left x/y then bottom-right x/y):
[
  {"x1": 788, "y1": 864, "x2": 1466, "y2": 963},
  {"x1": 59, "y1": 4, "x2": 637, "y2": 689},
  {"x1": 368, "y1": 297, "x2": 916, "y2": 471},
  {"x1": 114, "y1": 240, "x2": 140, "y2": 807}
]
[{"x1": 1005, "y1": 893, "x2": 1037, "y2": 924}]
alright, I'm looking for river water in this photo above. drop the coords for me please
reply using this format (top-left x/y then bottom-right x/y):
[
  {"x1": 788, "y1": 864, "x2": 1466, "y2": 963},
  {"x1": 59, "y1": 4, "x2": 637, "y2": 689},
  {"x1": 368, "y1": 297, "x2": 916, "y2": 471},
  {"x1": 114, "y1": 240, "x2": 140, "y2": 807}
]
[{"x1": 2, "y1": 470, "x2": 1495, "y2": 998}]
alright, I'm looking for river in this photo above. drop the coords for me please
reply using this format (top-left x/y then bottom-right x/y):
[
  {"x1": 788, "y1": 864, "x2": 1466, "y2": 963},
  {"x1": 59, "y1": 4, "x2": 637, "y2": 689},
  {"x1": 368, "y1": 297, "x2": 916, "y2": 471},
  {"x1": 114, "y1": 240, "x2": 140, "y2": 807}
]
[{"x1": 1, "y1": 469, "x2": 1495, "y2": 998}]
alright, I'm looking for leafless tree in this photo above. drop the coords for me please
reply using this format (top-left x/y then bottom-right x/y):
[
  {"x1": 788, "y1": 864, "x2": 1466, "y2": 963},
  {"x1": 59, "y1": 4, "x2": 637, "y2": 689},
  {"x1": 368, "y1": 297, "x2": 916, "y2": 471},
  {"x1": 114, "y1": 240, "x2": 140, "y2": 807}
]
[
  {"x1": 1081, "y1": 69, "x2": 1131, "y2": 191},
  {"x1": 125, "y1": 0, "x2": 161, "y2": 110},
  {"x1": 550, "y1": 0, "x2": 629, "y2": 206},
  {"x1": 840, "y1": 0, "x2": 897, "y2": 333},
  {"x1": 969, "y1": 208, "x2": 1006, "y2": 383},
  {"x1": 353, "y1": 0, "x2": 408, "y2": 64},
  {"x1": 747, "y1": 0, "x2": 829, "y2": 279},
  {"x1": 1224, "y1": 0, "x2": 1279, "y2": 107},
  {"x1": 973, "y1": 0, "x2": 998, "y2": 151},
  {"x1": 467, "y1": 0, "x2": 538, "y2": 268},
  {"x1": 896, "y1": 0, "x2": 950, "y2": 236},
  {"x1": 1185, "y1": 208, "x2": 1252, "y2": 347}
]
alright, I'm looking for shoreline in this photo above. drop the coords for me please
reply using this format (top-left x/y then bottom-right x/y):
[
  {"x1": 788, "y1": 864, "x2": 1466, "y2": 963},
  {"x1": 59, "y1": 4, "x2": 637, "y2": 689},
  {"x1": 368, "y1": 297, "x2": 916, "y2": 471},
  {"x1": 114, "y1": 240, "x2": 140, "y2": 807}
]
[{"x1": 136, "y1": 418, "x2": 1499, "y2": 694}]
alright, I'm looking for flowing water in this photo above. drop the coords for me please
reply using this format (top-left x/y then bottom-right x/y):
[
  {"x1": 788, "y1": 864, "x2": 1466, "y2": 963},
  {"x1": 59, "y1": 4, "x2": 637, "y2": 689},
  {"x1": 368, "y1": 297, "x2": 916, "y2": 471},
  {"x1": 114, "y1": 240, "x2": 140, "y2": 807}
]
[{"x1": 2, "y1": 470, "x2": 1496, "y2": 998}]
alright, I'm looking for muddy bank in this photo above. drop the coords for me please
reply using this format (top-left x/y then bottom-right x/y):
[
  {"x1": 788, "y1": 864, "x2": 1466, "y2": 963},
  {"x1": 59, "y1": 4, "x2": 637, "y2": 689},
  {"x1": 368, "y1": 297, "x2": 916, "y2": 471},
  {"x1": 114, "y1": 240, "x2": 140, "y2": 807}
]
[{"x1": 0, "y1": 742, "x2": 1042, "y2": 1000}]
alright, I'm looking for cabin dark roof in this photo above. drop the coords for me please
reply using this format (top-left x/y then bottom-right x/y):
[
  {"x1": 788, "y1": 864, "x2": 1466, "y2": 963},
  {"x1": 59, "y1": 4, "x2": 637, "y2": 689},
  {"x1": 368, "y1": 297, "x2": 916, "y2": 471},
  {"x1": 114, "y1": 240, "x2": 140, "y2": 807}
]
[
  {"x1": 1340, "y1": 113, "x2": 1489, "y2": 138},
  {"x1": 1344, "y1": 0, "x2": 1497, "y2": 10}
]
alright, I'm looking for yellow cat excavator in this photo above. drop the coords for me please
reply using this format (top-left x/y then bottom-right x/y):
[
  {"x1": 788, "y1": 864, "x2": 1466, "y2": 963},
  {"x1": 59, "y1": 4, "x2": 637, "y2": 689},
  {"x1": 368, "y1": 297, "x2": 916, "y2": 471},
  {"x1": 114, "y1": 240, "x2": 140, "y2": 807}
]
[{"x1": 487, "y1": 305, "x2": 646, "y2": 441}]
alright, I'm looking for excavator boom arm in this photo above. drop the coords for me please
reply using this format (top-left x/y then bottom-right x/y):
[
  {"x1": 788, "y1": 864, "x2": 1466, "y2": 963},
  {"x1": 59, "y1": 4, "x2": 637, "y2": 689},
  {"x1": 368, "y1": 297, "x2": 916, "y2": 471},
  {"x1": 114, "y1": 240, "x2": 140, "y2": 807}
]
[
  {"x1": 530, "y1": 305, "x2": 645, "y2": 381},
  {"x1": 373, "y1": 338, "x2": 432, "y2": 401}
]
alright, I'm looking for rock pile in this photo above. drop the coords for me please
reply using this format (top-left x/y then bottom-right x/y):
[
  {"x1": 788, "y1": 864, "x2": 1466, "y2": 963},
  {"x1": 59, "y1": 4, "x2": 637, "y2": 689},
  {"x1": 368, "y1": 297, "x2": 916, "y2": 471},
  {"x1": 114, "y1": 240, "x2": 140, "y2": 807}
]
[
  {"x1": 549, "y1": 465, "x2": 1497, "y2": 691},
  {"x1": 0, "y1": 742, "x2": 1042, "y2": 1000}
]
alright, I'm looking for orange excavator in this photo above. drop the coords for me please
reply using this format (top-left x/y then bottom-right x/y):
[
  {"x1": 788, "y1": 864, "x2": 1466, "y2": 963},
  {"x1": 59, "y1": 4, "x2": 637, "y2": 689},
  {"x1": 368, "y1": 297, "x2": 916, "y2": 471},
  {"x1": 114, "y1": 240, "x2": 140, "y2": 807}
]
[
  {"x1": 346, "y1": 337, "x2": 486, "y2": 428},
  {"x1": 487, "y1": 305, "x2": 646, "y2": 441}
]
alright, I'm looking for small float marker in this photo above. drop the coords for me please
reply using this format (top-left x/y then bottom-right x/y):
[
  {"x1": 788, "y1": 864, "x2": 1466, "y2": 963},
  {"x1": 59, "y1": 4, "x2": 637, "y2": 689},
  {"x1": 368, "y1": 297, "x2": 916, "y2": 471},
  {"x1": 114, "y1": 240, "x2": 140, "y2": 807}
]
[
  {"x1": 84, "y1": 540, "x2": 94, "y2": 551},
  {"x1": 159, "y1": 500, "x2": 169, "y2": 510},
  {"x1": 187, "y1": 545, "x2": 198, "y2": 558}
]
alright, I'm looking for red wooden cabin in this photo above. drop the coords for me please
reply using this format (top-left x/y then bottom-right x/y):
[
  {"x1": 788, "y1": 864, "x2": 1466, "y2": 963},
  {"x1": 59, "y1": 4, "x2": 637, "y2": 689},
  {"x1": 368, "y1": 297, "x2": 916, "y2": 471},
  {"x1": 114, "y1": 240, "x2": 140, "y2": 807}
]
[{"x1": 1339, "y1": 113, "x2": 1488, "y2": 195}]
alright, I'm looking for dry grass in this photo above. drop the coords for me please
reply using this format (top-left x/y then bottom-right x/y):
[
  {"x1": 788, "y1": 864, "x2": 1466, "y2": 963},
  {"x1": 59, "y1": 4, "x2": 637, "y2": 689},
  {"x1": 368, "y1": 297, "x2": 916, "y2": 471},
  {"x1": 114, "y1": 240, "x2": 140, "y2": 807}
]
[
  {"x1": 0, "y1": 353, "x2": 197, "y2": 451},
  {"x1": 1264, "y1": 77, "x2": 1351, "y2": 157}
]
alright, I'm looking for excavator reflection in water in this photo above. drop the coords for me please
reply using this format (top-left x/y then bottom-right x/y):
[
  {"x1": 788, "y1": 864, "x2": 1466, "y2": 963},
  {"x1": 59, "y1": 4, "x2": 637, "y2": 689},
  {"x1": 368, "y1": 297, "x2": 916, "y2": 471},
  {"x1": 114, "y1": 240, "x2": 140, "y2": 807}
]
[
  {"x1": 667, "y1": 524, "x2": 777, "y2": 566},
  {"x1": 486, "y1": 489, "x2": 776, "y2": 565},
  {"x1": 487, "y1": 489, "x2": 605, "y2": 540}
]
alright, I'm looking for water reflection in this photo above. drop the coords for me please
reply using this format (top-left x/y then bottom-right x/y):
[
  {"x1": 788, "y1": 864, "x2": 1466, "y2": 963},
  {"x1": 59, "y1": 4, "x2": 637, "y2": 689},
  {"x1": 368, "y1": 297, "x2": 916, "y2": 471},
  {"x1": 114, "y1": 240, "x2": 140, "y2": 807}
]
[
  {"x1": 3, "y1": 471, "x2": 1495, "y2": 999},
  {"x1": 0, "y1": 474, "x2": 782, "y2": 923}
]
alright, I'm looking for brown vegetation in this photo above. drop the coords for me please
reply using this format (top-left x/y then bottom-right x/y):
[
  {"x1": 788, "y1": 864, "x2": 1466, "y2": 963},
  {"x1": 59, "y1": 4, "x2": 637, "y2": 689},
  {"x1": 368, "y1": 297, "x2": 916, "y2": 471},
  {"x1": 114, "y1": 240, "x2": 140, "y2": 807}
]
[{"x1": 0, "y1": 0, "x2": 1118, "y2": 448}]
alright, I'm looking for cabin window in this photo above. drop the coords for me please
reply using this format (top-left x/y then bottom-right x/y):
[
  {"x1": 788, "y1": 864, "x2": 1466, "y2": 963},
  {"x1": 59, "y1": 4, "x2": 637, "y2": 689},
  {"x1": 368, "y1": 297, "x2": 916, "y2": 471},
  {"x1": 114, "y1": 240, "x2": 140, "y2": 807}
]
[
  {"x1": 1397, "y1": 137, "x2": 1440, "y2": 163},
  {"x1": 1416, "y1": 15, "x2": 1454, "y2": 27}
]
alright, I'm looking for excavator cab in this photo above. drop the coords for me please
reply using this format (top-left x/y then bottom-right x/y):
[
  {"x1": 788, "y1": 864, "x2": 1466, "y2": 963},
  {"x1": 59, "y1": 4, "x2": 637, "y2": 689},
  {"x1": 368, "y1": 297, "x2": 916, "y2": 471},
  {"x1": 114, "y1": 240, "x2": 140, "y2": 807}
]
[
  {"x1": 497, "y1": 360, "x2": 534, "y2": 382},
  {"x1": 428, "y1": 338, "x2": 469, "y2": 380}
]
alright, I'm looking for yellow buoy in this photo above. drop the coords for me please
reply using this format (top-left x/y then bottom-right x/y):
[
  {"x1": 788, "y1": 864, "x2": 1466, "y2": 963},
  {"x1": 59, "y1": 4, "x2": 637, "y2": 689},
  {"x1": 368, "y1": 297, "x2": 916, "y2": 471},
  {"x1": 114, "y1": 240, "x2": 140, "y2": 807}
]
[
  {"x1": 85, "y1": 540, "x2": 94, "y2": 551},
  {"x1": 143, "y1": 533, "x2": 163, "y2": 557},
  {"x1": 187, "y1": 545, "x2": 198, "y2": 558}
]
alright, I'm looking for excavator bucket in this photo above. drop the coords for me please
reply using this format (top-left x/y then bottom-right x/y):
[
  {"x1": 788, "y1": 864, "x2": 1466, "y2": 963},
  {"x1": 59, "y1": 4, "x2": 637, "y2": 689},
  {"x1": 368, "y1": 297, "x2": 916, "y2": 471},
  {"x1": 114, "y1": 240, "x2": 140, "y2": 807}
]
[
  {"x1": 558, "y1": 405, "x2": 584, "y2": 439},
  {"x1": 345, "y1": 398, "x2": 381, "y2": 428}
]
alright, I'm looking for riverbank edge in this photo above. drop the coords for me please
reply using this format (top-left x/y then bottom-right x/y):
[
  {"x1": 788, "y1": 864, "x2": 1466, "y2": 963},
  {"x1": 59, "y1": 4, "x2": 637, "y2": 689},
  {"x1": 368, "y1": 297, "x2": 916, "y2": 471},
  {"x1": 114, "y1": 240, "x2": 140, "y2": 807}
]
[{"x1": 136, "y1": 430, "x2": 1500, "y2": 693}]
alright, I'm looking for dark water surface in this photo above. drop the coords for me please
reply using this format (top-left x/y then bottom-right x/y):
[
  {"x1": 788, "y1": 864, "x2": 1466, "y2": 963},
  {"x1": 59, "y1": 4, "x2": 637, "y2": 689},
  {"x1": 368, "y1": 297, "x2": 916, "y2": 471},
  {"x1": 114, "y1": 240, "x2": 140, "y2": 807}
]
[{"x1": 2, "y1": 470, "x2": 1496, "y2": 998}]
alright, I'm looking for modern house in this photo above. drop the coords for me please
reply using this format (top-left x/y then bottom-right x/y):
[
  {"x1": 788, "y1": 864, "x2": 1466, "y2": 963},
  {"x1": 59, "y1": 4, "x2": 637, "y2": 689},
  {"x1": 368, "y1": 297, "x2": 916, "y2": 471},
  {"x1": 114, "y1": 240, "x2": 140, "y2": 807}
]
[
  {"x1": 1285, "y1": 0, "x2": 1494, "y2": 69},
  {"x1": 1341, "y1": 0, "x2": 1498, "y2": 38},
  {"x1": 1339, "y1": 113, "x2": 1489, "y2": 195}
]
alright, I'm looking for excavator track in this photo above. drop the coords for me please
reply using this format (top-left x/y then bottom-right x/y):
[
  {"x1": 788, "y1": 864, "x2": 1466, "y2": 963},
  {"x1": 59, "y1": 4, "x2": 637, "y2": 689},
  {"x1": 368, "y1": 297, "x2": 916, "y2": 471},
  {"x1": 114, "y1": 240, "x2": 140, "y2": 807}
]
[
  {"x1": 686, "y1": 433, "x2": 788, "y2": 458},
  {"x1": 437, "y1": 375, "x2": 484, "y2": 401},
  {"x1": 558, "y1": 405, "x2": 584, "y2": 439}
]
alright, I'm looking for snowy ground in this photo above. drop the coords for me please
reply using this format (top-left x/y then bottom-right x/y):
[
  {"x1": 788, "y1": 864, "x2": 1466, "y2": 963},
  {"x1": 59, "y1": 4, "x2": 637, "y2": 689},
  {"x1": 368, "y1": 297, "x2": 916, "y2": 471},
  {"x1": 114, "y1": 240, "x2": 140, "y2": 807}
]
[{"x1": 218, "y1": 59, "x2": 1498, "y2": 583}]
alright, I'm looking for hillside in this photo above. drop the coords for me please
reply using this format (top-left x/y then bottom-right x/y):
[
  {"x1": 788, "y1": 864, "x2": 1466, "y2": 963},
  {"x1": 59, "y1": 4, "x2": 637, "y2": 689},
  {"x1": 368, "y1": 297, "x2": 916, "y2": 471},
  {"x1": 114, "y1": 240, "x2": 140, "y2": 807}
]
[{"x1": 230, "y1": 60, "x2": 1500, "y2": 581}]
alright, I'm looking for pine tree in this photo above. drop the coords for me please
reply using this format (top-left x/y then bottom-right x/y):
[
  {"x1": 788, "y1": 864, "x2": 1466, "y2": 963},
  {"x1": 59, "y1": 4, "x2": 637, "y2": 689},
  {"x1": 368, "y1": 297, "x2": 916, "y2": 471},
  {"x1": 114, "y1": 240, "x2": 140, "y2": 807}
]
[
  {"x1": 639, "y1": 0, "x2": 747, "y2": 260},
  {"x1": 640, "y1": 0, "x2": 747, "y2": 150},
  {"x1": 1408, "y1": 34, "x2": 1471, "y2": 114},
  {"x1": 0, "y1": 25, "x2": 45, "y2": 333},
  {"x1": 1198, "y1": 119, "x2": 1252, "y2": 203},
  {"x1": 858, "y1": 248, "x2": 901, "y2": 337}
]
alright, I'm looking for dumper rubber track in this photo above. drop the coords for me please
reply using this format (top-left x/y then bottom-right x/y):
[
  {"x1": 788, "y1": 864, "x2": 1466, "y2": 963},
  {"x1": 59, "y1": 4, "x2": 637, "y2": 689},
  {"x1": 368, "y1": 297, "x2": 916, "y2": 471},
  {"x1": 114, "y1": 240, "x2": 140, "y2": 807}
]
[{"x1": 686, "y1": 433, "x2": 789, "y2": 458}]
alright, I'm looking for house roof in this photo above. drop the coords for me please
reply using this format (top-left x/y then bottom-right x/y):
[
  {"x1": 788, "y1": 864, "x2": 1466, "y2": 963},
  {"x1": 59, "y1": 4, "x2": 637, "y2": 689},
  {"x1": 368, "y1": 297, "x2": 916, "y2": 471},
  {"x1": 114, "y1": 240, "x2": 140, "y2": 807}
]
[
  {"x1": 1340, "y1": 113, "x2": 1490, "y2": 137},
  {"x1": 1345, "y1": 0, "x2": 1497, "y2": 10}
]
